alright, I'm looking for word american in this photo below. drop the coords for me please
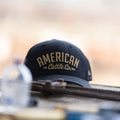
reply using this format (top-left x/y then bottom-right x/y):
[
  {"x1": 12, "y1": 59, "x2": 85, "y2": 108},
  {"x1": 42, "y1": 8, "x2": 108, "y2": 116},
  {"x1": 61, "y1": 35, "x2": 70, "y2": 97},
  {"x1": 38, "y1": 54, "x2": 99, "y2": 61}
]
[{"x1": 37, "y1": 52, "x2": 79, "y2": 68}]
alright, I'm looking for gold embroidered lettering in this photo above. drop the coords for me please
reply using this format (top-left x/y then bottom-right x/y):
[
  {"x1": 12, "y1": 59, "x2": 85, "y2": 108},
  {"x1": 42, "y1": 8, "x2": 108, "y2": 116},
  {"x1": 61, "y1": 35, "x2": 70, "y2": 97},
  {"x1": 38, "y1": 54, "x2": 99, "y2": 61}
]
[
  {"x1": 61, "y1": 52, "x2": 64, "y2": 62},
  {"x1": 48, "y1": 63, "x2": 53, "y2": 70},
  {"x1": 69, "y1": 55, "x2": 74, "y2": 66},
  {"x1": 42, "y1": 54, "x2": 51, "y2": 65},
  {"x1": 74, "y1": 58, "x2": 79, "y2": 68},
  {"x1": 56, "y1": 52, "x2": 61, "y2": 62},
  {"x1": 50, "y1": 52, "x2": 55, "y2": 62},
  {"x1": 37, "y1": 52, "x2": 80, "y2": 69},
  {"x1": 65, "y1": 64, "x2": 71, "y2": 70},
  {"x1": 65, "y1": 53, "x2": 69, "y2": 63},
  {"x1": 37, "y1": 57, "x2": 44, "y2": 67},
  {"x1": 48, "y1": 63, "x2": 63, "y2": 69}
]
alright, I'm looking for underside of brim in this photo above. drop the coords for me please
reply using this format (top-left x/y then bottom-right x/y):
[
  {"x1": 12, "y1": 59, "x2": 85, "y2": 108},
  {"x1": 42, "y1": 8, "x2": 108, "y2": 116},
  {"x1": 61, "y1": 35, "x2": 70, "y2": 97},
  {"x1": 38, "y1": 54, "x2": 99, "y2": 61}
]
[{"x1": 34, "y1": 74, "x2": 91, "y2": 88}]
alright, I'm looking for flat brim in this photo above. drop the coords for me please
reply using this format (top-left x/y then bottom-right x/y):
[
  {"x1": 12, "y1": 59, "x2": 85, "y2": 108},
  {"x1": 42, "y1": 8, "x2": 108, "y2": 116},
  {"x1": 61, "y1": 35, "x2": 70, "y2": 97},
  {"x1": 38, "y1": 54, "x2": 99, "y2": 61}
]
[{"x1": 34, "y1": 74, "x2": 91, "y2": 88}]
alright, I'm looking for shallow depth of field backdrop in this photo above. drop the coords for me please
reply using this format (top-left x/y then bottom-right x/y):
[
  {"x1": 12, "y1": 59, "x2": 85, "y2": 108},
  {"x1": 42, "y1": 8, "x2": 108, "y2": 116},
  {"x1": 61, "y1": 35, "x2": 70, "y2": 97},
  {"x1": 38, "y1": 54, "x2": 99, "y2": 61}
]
[{"x1": 0, "y1": 0, "x2": 120, "y2": 86}]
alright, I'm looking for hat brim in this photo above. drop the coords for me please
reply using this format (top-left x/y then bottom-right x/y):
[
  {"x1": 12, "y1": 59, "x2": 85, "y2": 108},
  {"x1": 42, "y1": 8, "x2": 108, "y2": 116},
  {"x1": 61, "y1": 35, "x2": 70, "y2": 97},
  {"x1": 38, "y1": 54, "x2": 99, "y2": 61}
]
[{"x1": 34, "y1": 74, "x2": 91, "y2": 88}]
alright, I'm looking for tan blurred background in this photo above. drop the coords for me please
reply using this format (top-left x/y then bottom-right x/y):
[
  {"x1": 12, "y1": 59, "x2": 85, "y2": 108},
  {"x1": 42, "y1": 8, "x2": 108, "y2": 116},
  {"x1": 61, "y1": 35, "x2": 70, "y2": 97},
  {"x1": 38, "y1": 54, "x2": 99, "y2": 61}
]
[{"x1": 0, "y1": 0, "x2": 120, "y2": 86}]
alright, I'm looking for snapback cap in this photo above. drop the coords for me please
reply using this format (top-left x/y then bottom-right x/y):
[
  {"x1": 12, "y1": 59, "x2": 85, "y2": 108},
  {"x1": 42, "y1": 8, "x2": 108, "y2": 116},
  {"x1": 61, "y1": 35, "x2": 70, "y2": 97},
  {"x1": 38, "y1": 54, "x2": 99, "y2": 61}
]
[{"x1": 24, "y1": 39, "x2": 92, "y2": 88}]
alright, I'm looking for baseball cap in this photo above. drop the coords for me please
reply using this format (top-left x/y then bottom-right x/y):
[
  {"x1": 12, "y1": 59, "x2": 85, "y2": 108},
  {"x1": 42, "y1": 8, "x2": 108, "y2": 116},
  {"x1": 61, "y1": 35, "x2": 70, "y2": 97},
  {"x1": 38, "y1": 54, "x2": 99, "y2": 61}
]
[{"x1": 24, "y1": 39, "x2": 92, "y2": 88}]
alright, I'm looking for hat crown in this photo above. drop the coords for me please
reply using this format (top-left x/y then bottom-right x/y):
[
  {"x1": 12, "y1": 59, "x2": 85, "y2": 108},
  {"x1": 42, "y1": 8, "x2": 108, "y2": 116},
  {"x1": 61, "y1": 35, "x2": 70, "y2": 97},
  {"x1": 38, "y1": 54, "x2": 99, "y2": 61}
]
[{"x1": 25, "y1": 39, "x2": 92, "y2": 87}]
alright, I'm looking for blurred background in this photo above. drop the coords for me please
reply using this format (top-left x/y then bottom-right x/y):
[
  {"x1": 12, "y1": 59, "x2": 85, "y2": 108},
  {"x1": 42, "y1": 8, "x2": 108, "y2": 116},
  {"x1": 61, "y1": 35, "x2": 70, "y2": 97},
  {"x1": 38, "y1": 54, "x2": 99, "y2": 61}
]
[{"x1": 0, "y1": 0, "x2": 120, "y2": 86}]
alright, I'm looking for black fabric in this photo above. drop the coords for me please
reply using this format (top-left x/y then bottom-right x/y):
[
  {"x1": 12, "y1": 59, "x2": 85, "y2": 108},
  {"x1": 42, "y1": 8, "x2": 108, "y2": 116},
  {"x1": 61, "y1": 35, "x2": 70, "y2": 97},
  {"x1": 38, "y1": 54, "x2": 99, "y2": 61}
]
[{"x1": 24, "y1": 39, "x2": 92, "y2": 88}]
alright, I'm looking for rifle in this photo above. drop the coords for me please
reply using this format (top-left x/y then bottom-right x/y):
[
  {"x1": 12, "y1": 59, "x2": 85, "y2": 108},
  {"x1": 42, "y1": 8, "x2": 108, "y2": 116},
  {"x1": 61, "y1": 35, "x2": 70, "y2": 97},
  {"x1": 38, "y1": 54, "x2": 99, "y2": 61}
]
[{"x1": 31, "y1": 79, "x2": 120, "y2": 101}]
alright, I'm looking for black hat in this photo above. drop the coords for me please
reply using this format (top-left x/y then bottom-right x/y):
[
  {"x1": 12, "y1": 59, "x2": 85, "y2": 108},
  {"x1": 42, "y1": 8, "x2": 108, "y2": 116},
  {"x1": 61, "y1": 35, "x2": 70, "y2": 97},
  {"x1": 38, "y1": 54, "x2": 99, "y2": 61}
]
[{"x1": 24, "y1": 39, "x2": 92, "y2": 88}]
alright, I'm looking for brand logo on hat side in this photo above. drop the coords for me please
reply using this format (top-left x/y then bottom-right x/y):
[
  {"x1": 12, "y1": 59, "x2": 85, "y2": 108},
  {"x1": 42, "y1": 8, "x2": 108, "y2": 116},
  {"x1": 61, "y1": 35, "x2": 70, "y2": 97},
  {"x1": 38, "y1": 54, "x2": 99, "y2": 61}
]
[{"x1": 36, "y1": 52, "x2": 79, "y2": 71}]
